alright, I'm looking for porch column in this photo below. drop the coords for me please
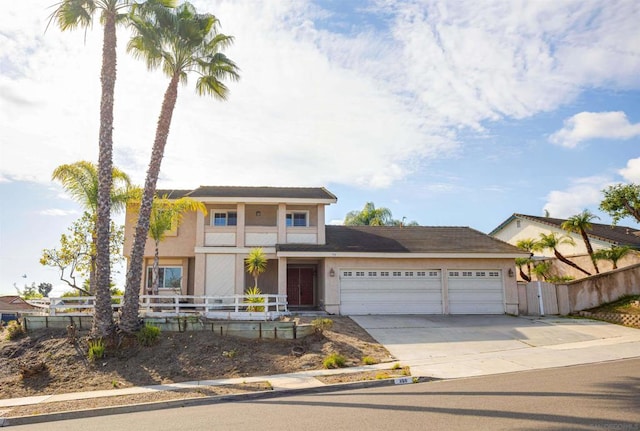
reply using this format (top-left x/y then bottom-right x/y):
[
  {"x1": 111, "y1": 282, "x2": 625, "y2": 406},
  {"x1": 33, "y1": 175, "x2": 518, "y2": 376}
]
[
  {"x1": 194, "y1": 253, "x2": 206, "y2": 296},
  {"x1": 277, "y1": 203, "x2": 286, "y2": 244},
  {"x1": 195, "y1": 211, "x2": 205, "y2": 247},
  {"x1": 317, "y1": 205, "x2": 326, "y2": 245},
  {"x1": 236, "y1": 253, "x2": 245, "y2": 294},
  {"x1": 278, "y1": 256, "x2": 287, "y2": 295},
  {"x1": 236, "y1": 203, "x2": 245, "y2": 247}
]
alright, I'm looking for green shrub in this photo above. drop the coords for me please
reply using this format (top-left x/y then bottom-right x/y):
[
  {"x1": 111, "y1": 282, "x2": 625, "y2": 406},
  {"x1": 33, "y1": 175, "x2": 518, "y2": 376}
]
[
  {"x1": 244, "y1": 286, "x2": 265, "y2": 312},
  {"x1": 311, "y1": 318, "x2": 333, "y2": 336},
  {"x1": 391, "y1": 362, "x2": 402, "y2": 370},
  {"x1": 136, "y1": 324, "x2": 161, "y2": 347},
  {"x1": 5, "y1": 320, "x2": 25, "y2": 341},
  {"x1": 87, "y1": 338, "x2": 105, "y2": 362},
  {"x1": 362, "y1": 356, "x2": 378, "y2": 365},
  {"x1": 323, "y1": 353, "x2": 346, "y2": 369}
]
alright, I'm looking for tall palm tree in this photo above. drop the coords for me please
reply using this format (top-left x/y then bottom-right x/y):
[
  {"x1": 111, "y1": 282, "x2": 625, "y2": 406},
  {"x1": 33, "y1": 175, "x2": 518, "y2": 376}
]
[
  {"x1": 344, "y1": 202, "x2": 394, "y2": 226},
  {"x1": 147, "y1": 196, "x2": 206, "y2": 294},
  {"x1": 48, "y1": 0, "x2": 174, "y2": 339},
  {"x1": 52, "y1": 161, "x2": 132, "y2": 335},
  {"x1": 515, "y1": 238, "x2": 540, "y2": 282},
  {"x1": 538, "y1": 232, "x2": 591, "y2": 276},
  {"x1": 120, "y1": 2, "x2": 239, "y2": 333},
  {"x1": 561, "y1": 210, "x2": 600, "y2": 274}
]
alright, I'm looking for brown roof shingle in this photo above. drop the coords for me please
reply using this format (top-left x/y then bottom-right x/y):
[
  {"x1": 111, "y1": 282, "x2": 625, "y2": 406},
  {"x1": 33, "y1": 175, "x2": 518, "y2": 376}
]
[{"x1": 278, "y1": 226, "x2": 526, "y2": 255}]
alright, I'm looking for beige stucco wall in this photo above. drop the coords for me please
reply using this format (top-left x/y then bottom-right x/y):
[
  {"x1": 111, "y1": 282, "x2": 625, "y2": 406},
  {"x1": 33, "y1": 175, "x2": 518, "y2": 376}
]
[
  {"x1": 320, "y1": 256, "x2": 519, "y2": 315},
  {"x1": 556, "y1": 263, "x2": 640, "y2": 314},
  {"x1": 494, "y1": 219, "x2": 613, "y2": 257},
  {"x1": 124, "y1": 206, "x2": 198, "y2": 258}
]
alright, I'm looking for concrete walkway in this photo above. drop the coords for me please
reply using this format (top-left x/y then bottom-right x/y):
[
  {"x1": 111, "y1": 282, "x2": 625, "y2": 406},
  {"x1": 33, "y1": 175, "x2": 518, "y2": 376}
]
[{"x1": 351, "y1": 315, "x2": 640, "y2": 379}]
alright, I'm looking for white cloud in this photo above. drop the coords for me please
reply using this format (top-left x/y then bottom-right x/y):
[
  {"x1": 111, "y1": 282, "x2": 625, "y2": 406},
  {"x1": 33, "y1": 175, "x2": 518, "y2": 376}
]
[
  {"x1": 39, "y1": 209, "x2": 78, "y2": 217},
  {"x1": 543, "y1": 176, "x2": 610, "y2": 218},
  {"x1": 549, "y1": 111, "x2": 640, "y2": 148},
  {"x1": 1, "y1": 1, "x2": 640, "y2": 190},
  {"x1": 620, "y1": 157, "x2": 640, "y2": 183}
]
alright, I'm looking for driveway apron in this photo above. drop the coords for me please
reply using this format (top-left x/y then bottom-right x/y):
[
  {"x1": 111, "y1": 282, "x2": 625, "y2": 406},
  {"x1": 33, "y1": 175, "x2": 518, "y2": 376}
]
[{"x1": 350, "y1": 315, "x2": 640, "y2": 379}]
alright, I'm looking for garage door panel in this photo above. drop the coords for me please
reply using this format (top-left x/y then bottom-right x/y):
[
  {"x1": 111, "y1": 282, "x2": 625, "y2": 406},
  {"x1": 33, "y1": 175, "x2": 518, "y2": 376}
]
[
  {"x1": 340, "y1": 270, "x2": 442, "y2": 315},
  {"x1": 448, "y1": 270, "x2": 504, "y2": 315}
]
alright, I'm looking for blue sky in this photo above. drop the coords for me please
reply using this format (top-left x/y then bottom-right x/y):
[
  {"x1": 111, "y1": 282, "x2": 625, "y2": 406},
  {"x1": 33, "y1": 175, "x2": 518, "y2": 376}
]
[{"x1": 1, "y1": 0, "x2": 639, "y2": 295}]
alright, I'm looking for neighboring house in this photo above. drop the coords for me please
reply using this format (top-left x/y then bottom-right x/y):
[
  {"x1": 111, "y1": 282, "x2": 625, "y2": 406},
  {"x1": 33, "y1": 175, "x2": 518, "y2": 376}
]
[
  {"x1": 490, "y1": 214, "x2": 640, "y2": 257},
  {"x1": 490, "y1": 213, "x2": 640, "y2": 278},
  {"x1": 124, "y1": 186, "x2": 528, "y2": 315},
  {"x1": 0, "y1": 295, "x2": 40, "y2": 323}
]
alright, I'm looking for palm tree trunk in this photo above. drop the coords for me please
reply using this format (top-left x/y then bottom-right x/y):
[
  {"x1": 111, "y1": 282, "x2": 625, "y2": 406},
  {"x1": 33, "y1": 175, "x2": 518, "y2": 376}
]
[
  {"x1": 553, "y1": 249, "x2": 591, "y2": 276},
  {"x1": 92, "y1": 11, "x2": 117, "y2": 339},
  {"x1": 120, "y1": 73, "x2": 180, "y2": 334},
  {"x1": 519, "y1": 267, "x2": 530, "y2": 282},
  {"x1": 152, "y1": 240, "x2": 160, "y2": 296},
  {"x1": 579, "y1": 229, "x2": 599, "y2": 274}
]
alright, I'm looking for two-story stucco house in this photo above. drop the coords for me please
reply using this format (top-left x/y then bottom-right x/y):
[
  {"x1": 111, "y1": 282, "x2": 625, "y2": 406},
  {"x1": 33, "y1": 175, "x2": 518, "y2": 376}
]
[{"x1": 124, "y1": 186, "x2": 528, "y2": 315}]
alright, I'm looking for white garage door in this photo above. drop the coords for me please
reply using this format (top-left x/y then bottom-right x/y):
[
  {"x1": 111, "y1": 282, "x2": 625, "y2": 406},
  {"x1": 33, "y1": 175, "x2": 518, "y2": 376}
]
[
  {"x1": 340, "y1": 270, "x2": 442, "y2": 315},
  {"x1": 447, "y1": 270, "x2": 504, "y2": 314}
]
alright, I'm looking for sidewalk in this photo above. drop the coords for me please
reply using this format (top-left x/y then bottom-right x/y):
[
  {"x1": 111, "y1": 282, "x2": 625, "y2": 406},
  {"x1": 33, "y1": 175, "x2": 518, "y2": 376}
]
[
  {"x1": 0, "y1": 363, "x2": 396, "y2": 409},
  {"x1": 0, "y1": 363, "x2": 411, "y2": 426}
]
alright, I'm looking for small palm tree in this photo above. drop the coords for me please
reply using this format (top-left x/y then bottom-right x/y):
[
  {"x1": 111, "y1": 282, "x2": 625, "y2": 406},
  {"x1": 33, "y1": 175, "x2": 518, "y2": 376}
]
[
  {"x1": 245, "y1": 248, "x2": 268, "y2": 290},
  {"x1": 120, "y1": 2, "x2": 239, "y2": 333},
  {"x1": 561, "y1": 210, "x2": 600, "y2": 274},
  {"x1": 515, "y1": 238, "x2": 541, "y2": 282},
  {"x1": 147, "y1": 196, "x2": 206, "y2": 294},
  {"x1": 593, "y1": 246, "x2": 632, "y2": 270},
  {"x1": 538, "y1": 232, "x2": 591, "y2": 276}
]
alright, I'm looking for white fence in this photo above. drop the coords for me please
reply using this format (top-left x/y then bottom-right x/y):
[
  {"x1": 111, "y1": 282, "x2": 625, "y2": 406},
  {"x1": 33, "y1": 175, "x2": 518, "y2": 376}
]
[{"x1": 41, "y1": 294, "x2": 289, "y2": 321}]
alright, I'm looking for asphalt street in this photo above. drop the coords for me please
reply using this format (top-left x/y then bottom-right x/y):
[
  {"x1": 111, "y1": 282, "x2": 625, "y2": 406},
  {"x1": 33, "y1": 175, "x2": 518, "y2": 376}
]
[{"x1": 9, "y1": 358, "x2": 640, "y2": 431}]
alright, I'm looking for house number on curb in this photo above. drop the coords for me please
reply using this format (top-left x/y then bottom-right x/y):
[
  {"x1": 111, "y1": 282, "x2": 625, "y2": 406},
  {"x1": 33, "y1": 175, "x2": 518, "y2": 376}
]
[{"x1": 394, "y1": 377, "x2": 413, "y2": 385}]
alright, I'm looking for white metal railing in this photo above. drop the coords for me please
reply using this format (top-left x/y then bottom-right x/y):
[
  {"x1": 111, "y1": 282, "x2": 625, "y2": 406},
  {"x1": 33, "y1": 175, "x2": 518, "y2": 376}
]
[{"x1": 45, "y1": 294, "x2": 289, "y2": 320}]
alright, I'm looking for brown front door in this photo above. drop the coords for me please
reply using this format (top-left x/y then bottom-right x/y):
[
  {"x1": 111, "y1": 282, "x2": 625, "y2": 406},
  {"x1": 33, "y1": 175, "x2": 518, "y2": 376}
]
[{"x1": 287, "y1": 267, "x2": 315, "y2": 306}]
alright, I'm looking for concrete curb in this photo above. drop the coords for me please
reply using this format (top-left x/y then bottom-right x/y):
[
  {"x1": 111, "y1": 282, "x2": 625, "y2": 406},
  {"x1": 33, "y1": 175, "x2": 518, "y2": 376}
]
[{"x1": 1, "y1": 377, "x2": 430, "y2": 427}]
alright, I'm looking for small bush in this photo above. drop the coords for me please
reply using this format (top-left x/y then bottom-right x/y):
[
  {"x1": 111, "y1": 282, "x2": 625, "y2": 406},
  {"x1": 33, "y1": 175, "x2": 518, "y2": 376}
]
[
  {"x1": 87, "y1": 338, "x2": 105, "y2": 362},
  {"x1": 244, "y1": 286, "x2": 265, "y2": 312},
  {"x1": 136, "y1": 324, "x2": 161, "y2": 347},
  {"x1": 311, "y1": 318, "x2": 333, "y2": 336},
  {"x1": 5, "y1": 320, "x2": 25, "y2": 341},
  {"x1": 391, "y1": 362, "x2": 402, "y2": 370},
  {"x1": 323, "y1": 353, "x2": 346, "y2": 369},
  {"x1": 362, "y1": 356, "x2": 378, "y2": 365}
]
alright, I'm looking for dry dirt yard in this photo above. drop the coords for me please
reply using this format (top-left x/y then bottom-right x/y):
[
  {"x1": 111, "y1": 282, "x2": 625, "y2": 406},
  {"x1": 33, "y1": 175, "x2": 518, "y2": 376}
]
[{"x1": 0, "y1": 317, "x2": 398, "y2": 418}]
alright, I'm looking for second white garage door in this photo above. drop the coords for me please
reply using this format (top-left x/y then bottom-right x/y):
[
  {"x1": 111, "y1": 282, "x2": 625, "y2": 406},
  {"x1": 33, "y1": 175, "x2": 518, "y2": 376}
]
[
  {"x1": 339, "y1": 268, "x2": 505, "y2": 315},
  {"x1": 448, "y1": 270, "x2": 504, "y2": 314},
  {"x1": 340, "y1": 270, "x2": 442, "y2": 314}
]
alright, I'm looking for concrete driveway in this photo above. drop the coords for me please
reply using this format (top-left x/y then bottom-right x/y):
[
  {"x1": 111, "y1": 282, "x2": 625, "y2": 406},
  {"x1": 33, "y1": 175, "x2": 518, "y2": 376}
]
[{"x1": 351, "y1": 315, "x2": 640, "y2": 379}]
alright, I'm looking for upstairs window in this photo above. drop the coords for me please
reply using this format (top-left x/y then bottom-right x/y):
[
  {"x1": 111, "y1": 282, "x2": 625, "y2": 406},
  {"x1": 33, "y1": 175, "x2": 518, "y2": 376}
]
[
  {"x1": 286, "y1": 211, "x2": 308, "y2": 227},
  {"x1": 212, "y1": 211, "x2": 237, "y2": 226}
]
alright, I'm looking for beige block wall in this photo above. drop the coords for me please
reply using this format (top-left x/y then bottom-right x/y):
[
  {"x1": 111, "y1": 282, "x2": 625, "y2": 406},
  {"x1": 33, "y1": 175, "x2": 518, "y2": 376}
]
[
  {"x1": 557, "y1": 263, "x2": 640, "y2": 314},
  {"x1": 321, "y1": 257, "x2": 519, "y2": 315}
]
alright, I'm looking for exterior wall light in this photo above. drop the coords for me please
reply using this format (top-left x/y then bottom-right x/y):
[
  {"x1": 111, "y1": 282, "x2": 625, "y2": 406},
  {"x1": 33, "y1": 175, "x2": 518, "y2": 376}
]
[
  {"x1": 329, "y1": 268, "x2": 335, "y2": 277},
  {"x1": 256, "y1": 211, "x2": 261, "y2": 216},
  {"x1": 508, "y1": 268, "x2": 514, "y2": 278}
]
